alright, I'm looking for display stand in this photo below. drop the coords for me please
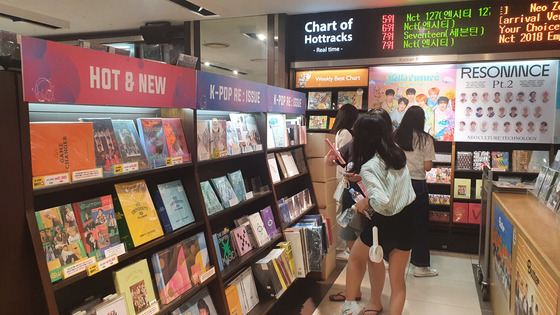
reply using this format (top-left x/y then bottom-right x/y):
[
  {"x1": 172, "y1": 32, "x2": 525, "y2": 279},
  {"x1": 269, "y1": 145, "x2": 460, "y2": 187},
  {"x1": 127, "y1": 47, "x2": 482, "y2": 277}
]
[
  {"x1": 489, "y1": 193, "x2": 560, "y2": 315},
  {"x1": 7, "y1": 36, "x2": 315, "y2": 315}
]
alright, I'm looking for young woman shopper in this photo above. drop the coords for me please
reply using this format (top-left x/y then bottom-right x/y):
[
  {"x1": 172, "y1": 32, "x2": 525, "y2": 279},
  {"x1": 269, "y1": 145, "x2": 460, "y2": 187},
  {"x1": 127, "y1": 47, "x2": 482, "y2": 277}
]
[
  {"x1": 394, "y1": 105, "x2": 438, "y2": 277},
  {"x1": 327, "y1": 103, "x2": 360, "y2": 252},
  {"x1": 324, "y1": 103, "x2": 361, "y2": 302},
  {"x1": 342, "y1": 114, "x2": 418, "y2": 315}
]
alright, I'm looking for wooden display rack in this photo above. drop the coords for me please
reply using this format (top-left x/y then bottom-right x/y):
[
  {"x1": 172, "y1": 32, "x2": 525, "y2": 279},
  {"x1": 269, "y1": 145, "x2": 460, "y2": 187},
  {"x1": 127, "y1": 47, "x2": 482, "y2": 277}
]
[{"x1": 2, "y1": 41, "x2": 319, "y2": 314}]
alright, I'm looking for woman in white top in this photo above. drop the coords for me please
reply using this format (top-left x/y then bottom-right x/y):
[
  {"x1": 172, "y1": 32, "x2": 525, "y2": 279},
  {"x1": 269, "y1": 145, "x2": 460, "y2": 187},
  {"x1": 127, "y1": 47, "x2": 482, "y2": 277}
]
[
  {"x1": 394, "y1": 106, "x2": 438, "y2": 277},
  {"x1": 325, "y1": 104, "x2": 360, "y2": 302},
  {"x1": 332, "y1": 104, "x2": 359, "y2": 159},
  {"x1": 329, "y1": 104, "x2": 360, "y2": 247},
  {"x1": 342, "y1": 114, "x2": 417, "y2": 315}
]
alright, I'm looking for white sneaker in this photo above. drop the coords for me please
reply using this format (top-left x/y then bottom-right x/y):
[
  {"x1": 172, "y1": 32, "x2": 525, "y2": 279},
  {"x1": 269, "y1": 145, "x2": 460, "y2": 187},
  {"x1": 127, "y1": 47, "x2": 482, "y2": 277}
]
[
  {"x1": 414, "y1": 266, "x2": 438, "y2": 277},
  {"x1": 341, "y1": 301, "x2": 363, "y2": 315},
  {"x1": 336, "y1": 250, "x2": 350, "y2": 261}
]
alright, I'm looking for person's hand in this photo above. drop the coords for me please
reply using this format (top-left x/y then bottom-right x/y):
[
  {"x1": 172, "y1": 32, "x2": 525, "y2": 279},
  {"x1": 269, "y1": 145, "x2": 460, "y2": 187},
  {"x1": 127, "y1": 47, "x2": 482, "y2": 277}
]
[
  {"x1": 344, "y1": 172, "x2": 361, "y2": 182},
  {"x1": 324, "y1": 149, "x2": 338, "y2": 166},
  {"x1": 326, "y1": 149, "x2": 337, "y2": 161},
  {"x1": 354, "y1": 198, "x2": 370, "y2": 214}
]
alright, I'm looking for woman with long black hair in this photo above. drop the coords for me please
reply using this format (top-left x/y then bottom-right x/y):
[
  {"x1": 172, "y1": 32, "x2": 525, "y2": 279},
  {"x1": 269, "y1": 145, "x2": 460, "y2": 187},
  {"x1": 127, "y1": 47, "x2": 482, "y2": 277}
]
[
  {"x1": 394, "y1": 106, "x2": 438, "y2": 277},
  {"x1": 341, "y1": 114, "x2": 417, "y2": 315}
]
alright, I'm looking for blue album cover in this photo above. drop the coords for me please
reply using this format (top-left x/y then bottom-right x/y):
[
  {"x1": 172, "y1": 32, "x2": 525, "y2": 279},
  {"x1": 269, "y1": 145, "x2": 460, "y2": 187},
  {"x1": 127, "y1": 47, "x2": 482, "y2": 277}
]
[{"x1": 155, "y1": 180, "x2": 194, "y2": 233}]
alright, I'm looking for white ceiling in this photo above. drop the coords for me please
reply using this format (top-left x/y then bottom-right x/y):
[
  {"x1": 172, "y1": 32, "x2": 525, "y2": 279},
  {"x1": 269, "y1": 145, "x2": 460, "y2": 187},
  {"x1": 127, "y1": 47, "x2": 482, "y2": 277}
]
[{"x1": 0, "y1": 0, "x2": 468, "y2": 83}]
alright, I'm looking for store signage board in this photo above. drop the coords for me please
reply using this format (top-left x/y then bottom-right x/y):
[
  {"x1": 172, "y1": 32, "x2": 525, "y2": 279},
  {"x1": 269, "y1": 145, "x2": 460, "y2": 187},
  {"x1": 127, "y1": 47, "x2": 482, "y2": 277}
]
[
  {"x1": 267, "y1": 86, "x2": 306, "y2": 114},
  {"x1": 196, "y1": 71, "x2": 268, "y2": 112},
  {"x1": 368, "y1": 64, "x2": 457, "y2": 141},
  {"x1": 454, "y1": 59, "x2": 557, "y2": 143},
  {"x1": 515, "y1": 232, "x2": 559, "y2": 315},
  {"x1": 19, "y1": 36, "x2": 196, "y2": 108},
  {"x1": 492, "y1": 203, "x2": 513, "y2": 305},
  {"x1": 288, "y1": 10, "x2": 376, "y2": 61},
  {"x1": 289, "y1": 2, "x2": 560, "y2": 61},
  {"x1": 295, "y1": 68, "x2": 368, "y2": 88}
]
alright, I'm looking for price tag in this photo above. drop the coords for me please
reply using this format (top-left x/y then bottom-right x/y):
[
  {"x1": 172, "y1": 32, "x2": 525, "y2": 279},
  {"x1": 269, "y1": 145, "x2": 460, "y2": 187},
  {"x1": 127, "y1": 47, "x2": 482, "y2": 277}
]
[
  {"x1": 170, "y1": 156, "x2": 183, "y2": 165},
  {"x1": 114, "y1": 164, "x2": 123, "y2": 174},
  {"x1": 63, "y1": 257, "x2": 96, "y2": 278},
  {"x1": 200, "y1": 266, "x2": 215, "y2": 283},
  {"x1": 33, "y1": 173, "x2": 70, "y2": 188},
  {"x1": 138, "y1": 301, "x2": 159, "y2": 315},
  {"x1": 229, "y1": 199, "x2": 239, "y2": 207},
  {"x1": 114, "y1": 162, "x2": 139, "y2": 174},
  {"x1": 87, "y1": 255, "x2": 119, "y2": 276},
  {"x1": 246, "y1": 191, "x2": 254, "y2": 199},
  {"x1": 72, "y1": 168, "x2": 103, "y2": 181},
  {"x1": 103, "y1": 243, "x2": 126, "y2": 258}
]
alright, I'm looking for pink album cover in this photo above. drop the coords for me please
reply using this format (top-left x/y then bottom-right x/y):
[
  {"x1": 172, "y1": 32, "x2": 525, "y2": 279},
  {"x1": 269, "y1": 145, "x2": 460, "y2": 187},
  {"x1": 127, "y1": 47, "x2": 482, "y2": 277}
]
[{"x1": 231, "y1": 225, "x2": 252, "y2": 257}]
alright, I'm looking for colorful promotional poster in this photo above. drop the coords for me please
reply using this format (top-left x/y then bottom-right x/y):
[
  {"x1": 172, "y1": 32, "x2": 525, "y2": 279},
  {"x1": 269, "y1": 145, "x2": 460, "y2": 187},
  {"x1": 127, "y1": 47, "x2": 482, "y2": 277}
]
[
  {"x1": 514, "y1": 234, "x2": 559, "y2": 315},
  {"x1": 454, "y1": 60, "x2": 558, "y2": 143},
  {"x1": 492, "y1": 203, "x2": 513, "y2": 304},
  {"x1": 20, "y1": 36, "x2": 196, "y2": 108},
  {"x1": 368, "y1": 64, "x2": 457, "y2": 140}
]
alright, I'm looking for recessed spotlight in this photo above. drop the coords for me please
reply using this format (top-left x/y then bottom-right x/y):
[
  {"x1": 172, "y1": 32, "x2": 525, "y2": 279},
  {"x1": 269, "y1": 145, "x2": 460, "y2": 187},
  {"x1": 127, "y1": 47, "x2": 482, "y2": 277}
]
[
  {"x1": 167, "y1": 0, "x2": 216, "y2": 16},
  {"x1": 257, "y1": 34, "x2": 267, "y2": 41},
  {"x1": 233, "y1": 70, "x2": 239, "y2": 75},
  {"x1": 203, "y1": 42, "x2": 230, "y2": 49},
  {"x1": 204, "y1": 62, "x2": 210, "y2": 66}
]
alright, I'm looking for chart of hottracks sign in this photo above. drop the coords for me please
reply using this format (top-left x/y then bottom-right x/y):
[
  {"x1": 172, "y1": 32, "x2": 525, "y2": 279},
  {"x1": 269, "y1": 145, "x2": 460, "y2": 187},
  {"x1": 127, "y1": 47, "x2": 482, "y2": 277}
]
[{"x1": 290, "y1": 2, "x2": 560, "y2": 61}]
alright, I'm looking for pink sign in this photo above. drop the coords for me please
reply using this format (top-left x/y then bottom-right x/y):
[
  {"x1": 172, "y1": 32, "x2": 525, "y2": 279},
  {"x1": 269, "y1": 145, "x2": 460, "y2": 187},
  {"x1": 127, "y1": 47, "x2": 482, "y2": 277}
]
[{"x1": 20, "y1": 36, "x2": 196, "y2": 108}]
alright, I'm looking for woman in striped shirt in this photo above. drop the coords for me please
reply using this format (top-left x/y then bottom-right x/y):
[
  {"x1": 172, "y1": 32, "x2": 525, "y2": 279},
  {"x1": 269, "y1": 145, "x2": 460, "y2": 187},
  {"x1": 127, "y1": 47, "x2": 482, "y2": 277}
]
[{"x1": 342, "y1": 114, "x2": 418, "y2": 315}]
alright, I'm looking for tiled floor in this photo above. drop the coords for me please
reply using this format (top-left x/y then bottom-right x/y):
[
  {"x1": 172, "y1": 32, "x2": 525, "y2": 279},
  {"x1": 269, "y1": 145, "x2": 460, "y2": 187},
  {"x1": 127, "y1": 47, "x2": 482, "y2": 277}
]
[{"x1": 312, "y1": 251, "x2": 487, "y2": 315}]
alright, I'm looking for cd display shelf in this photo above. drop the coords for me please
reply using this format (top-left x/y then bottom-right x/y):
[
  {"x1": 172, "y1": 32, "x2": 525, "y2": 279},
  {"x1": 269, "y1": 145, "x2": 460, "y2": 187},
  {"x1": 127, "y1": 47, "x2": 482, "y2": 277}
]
[
  {"x1": 295, "y1": 84, "x2": 369, "y2": 133},
  {"x1": 427, "y1": 140, "x2": 557, "y2": 254},
  {"x1": 3, "y1": 71, "x2": 318, "y2": 314}
]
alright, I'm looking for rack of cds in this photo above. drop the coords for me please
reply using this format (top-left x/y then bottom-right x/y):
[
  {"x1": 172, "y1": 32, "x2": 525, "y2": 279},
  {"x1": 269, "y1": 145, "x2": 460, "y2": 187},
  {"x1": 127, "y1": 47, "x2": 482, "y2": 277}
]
[
  {"x1": 294, "y1": 68, "x2": 370, "y2": 132},
  {"x1": 8, "y1": 36, "x2": 323, "y2": 315}
]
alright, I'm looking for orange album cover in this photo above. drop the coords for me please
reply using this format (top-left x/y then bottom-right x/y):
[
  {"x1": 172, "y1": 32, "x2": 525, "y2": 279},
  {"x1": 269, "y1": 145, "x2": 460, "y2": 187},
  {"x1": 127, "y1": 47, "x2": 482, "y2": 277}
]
[{"x1": 30, "y1": 122, "x2": 96, "y2": 177}]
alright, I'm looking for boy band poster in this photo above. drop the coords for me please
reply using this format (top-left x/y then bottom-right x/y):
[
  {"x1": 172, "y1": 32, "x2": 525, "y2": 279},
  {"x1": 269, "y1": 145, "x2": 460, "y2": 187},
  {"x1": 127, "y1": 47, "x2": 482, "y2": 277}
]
[
  {"x1": 368, "y1": 60, "x2": 559, "y2": 143},
  {"x1": 368, "y1": 64, "x2": 457, "y2": 141},
  {"x1": 454, "y1": 60, "x2": 558, "y2": 144}
]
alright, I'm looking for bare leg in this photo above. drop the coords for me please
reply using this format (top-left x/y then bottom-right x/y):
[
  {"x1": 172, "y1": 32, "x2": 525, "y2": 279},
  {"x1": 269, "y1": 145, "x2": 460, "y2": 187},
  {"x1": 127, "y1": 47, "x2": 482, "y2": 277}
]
[
  {"x1": 364, "y1": 259, "x2": 385, "y2": 312},
  {"x1": 345, "y1": 238, "x2": 370, "y2": 301},
  {"x1": 332, "y1": 239, "x2": 361, "y2": 301},
  {"x1": 388, "y1": 249, "x2": 411, "y2": 315}
]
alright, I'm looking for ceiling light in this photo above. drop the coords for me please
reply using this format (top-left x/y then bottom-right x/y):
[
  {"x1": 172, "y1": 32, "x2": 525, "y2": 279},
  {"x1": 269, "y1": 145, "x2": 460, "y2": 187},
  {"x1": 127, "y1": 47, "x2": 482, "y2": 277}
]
[
  {"x1": 233, "y1": 70, "x2": 239, "y2": 75},
  {"x1": 204, "y1": 62, "x2": 210, "y2": 66},
  {"x1": 168, "y1": 0, "x2": 216, "y2": 16},
  {"x1": 204, "y1": 63, "x2": 247, "y2": 75},
  {"x1": 257, "y1": 34, "x2": 267, "y2": 41},
  {"x1": 203, "y1": 42, "x2": 230, "y2": 49}
]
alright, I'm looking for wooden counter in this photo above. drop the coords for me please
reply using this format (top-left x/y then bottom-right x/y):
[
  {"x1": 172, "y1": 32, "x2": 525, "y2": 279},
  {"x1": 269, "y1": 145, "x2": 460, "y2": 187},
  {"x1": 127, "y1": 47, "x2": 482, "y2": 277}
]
[{"x1": 491, "y1": 192, "x2": 560, "y2": 315}]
